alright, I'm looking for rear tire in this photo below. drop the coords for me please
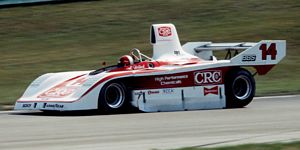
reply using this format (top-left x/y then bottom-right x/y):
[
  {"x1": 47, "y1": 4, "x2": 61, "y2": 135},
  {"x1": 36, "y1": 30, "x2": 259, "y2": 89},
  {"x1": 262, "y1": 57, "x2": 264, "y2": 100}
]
[
  {"x1": 98, "y1": 81, "x2": 130, "y2": 113},
  {"x1": 225, "y1": 68, "x2": 255, "y2": 108}
]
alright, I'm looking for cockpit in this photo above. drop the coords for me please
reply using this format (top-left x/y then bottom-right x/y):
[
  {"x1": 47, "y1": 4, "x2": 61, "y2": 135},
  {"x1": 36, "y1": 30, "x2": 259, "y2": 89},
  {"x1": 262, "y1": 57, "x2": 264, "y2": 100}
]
[
  {"x1": 118, "y1": 48, "x2": 154, "y2": 66},
  {"x1": 89, "y1": 48, "x2": 157, "y2": 75},
  {"x1": 117, "y1": 48, "x2": 157, "y2": 69}
]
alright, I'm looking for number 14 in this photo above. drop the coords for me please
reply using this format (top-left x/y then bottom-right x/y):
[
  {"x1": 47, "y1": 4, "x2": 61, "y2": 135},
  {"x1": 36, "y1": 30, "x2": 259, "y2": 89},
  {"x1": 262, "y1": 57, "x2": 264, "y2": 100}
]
[{"x1": 259, "y1": 43, "x2": 277, "y2": 60}]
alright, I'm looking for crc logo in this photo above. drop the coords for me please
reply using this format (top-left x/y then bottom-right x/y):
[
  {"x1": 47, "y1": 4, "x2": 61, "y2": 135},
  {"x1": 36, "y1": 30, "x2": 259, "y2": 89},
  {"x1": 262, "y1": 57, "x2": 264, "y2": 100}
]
[
  {"x1": 194, "y1": 70, "x2": 222, "y2": 85},
  {"x1": 158, "y1": 26, "x2": 172, "y2": 37}
]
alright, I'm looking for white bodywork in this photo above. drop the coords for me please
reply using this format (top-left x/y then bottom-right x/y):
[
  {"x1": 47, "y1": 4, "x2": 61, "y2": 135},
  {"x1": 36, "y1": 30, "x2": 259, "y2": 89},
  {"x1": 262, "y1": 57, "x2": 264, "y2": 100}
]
[
  {"x1": 14, "y1": 23, "x2": 286, "y2": 112},
  {"x1": 132, "y1": 86, "x2": 225, "y2": 112}
]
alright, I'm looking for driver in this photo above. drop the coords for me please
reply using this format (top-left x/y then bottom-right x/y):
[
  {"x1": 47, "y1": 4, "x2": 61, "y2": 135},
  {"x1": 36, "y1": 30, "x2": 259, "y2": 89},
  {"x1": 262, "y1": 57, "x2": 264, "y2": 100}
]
[{"x1": 118, "y1": 55, "x2": 134, "y2": 67}]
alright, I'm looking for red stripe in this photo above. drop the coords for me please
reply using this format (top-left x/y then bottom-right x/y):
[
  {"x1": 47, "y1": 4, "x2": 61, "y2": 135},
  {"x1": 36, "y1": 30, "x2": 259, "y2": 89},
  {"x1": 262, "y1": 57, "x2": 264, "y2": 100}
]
[{"x1": 80, "y1": 69, "x2": 163, "y2": 97}]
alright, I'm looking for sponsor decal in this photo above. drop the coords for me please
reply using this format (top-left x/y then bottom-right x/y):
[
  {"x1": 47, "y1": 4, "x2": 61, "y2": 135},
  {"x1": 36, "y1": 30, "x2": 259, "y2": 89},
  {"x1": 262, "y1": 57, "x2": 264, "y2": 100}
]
[
  {"x1": 38, "y1": 76, "x2": 88, "y2": 98},
  {"x1": 45, "y1": 103, "x2": 64, "y2": 108},
  {"x1": 132, "y1": 65, "x2": 145, "y2": 70},
  {"x1": 41, "y1": 88, "x2": 75, "y2": 98},
  {"x1": 158, "y1": 26, "x2": 172, "y2": 37},
  {"x1": 131, "y1": 68, "x2": 228, "y2": 89},
  {"x1": 174, "y1": 50, "x2": 180, "y2": 55},
  {"x1": 242, "y1": 54, "x2": 256, "y2": 61},
  {"x1": 163, "y1": 88, "x2": 174, "y2": 94},
  {"x1": 194, "y1": 70, "x2": 222, "y2": 85},
  {"x1": 155, "y1": 75, "x2": 188, "y2": 86},
  {"x1": 134, "y1": 91, "x2": 143, "y2": 100},
  {"x1": 147, "y1": 90, "x2": 160, "y2": 95},
  {"x1": 134, "y1": 91, "x2": 143, "y2": 95},
  {"x1": 34, "y1": 103, "x2": 37, "y2": 108},
  {"x1": 204, "y1": 86, "x2": 219, "y2": 96},
  {"x1": 22, "y1": 104, "x2": 31, "y2": 108}
]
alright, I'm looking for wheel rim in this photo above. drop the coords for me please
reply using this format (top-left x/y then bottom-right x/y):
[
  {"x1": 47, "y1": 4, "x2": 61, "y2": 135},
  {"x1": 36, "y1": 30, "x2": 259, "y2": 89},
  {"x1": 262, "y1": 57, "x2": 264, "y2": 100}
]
[
  {"x1": 104, "y1": 83, "x2": 125, "y2": 109},
  {"x1": 232, "y1": 75, "x2": 252, "y2": 100}
]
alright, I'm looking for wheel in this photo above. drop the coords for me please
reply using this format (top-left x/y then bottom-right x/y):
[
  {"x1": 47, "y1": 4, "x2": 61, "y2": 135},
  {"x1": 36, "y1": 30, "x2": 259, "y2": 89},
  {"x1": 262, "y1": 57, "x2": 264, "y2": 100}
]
[
  {"x1": 225, "y1": 68, "x2": 255, "y2": 108},
  {"x1": 98, "y1": 81, "x2": 129, "y2": 113}
]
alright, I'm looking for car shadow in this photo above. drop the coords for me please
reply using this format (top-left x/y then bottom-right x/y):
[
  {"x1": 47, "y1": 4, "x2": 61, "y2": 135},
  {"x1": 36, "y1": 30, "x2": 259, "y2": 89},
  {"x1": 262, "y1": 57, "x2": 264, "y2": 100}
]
[
  {"x1": 8, "y1": 107, "x2": 247, "y2": 117},
  {"x1": 9, "y1": 109, "x2": 142, "y2": 117}
]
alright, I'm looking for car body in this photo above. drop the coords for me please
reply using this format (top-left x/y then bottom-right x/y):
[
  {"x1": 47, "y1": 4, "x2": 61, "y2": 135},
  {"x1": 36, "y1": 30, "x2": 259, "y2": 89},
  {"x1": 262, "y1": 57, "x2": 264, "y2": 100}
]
[{"x1": 14, "y1": 23, "x2": 286, "y2": 113}]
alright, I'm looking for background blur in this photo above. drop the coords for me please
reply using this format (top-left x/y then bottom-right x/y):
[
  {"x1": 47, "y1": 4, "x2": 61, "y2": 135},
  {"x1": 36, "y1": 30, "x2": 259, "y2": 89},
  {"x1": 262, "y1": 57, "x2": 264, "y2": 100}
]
[{"x1": 0, "y1": 0, "x2": 299, "y2": 105}]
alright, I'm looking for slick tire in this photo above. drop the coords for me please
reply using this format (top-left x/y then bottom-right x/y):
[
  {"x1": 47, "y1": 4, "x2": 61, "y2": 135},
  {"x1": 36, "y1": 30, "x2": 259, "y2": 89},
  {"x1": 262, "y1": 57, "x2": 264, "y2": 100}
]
[
  {"x1": 225, "y1": 68, "x2": 255, "y2": 108},
  {"x1": 98, "y1": 81, "x2": 130, "y2": 113}
]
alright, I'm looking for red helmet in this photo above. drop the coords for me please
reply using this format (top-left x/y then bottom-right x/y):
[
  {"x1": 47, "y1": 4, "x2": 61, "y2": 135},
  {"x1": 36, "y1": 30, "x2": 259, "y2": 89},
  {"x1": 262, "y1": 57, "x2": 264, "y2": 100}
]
[{"x1": 119, "y1": 55, "x2": 134, "y2": 66}]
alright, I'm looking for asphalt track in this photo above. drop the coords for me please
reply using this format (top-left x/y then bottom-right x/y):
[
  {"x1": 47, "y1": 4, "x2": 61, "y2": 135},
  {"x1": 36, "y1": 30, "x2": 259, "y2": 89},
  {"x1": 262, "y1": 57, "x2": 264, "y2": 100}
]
[{"x1": 0, "y1": 95, "x2": 300, "y2": 150}]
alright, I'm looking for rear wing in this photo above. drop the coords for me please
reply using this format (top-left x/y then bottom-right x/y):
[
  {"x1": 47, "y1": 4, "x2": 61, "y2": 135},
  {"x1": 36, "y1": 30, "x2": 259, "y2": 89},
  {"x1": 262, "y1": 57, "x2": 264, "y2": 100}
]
[
  {"x1": 195, "y1": 42, "x2": 257, "y2": 51},
  {"x1": 183, "y1": 40, "x2": 286, "y2": 74}
]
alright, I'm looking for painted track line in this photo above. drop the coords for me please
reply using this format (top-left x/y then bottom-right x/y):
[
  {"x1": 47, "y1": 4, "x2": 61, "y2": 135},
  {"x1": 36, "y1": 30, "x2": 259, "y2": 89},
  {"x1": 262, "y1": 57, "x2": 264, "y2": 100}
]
[{"x1": 255, "y1": 95, "x2": 299, "y2": 100}]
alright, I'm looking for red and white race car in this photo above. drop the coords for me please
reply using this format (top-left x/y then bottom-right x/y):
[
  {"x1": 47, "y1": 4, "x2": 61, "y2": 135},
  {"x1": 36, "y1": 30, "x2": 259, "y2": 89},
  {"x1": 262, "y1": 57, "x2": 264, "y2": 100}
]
[{"x1": 14, "y1": 24, "x2": 286, "y2": 113}]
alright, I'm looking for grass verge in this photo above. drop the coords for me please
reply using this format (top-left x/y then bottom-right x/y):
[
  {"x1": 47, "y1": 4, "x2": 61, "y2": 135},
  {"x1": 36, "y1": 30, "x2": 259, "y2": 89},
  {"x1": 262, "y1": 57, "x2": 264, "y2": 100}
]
[{"x1": 173, "y1": 141, "x2": 300, "y2": 150}]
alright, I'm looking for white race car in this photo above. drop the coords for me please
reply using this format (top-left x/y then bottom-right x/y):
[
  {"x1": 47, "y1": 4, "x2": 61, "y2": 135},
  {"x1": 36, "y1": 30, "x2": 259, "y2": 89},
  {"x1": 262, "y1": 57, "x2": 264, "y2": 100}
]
[{"x1": 14, "y1": 24, "x2": 286, "y2": 113}]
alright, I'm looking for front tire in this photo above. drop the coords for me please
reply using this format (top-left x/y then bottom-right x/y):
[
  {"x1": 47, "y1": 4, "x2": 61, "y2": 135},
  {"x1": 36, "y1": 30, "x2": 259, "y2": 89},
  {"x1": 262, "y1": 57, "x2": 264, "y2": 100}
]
[
  {"x1": 98, "y1": 81, "x2": 129, "y2": 113},
  {"x1": 225, "y1": 68, "x2": 255, "y2": 108}
]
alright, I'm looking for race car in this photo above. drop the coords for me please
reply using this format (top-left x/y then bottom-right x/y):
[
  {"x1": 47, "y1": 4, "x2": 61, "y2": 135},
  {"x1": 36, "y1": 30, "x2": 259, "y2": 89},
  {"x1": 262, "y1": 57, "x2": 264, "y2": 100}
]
[{"x1": 14, "y1": 23, "x2": 286, "y2": 113}]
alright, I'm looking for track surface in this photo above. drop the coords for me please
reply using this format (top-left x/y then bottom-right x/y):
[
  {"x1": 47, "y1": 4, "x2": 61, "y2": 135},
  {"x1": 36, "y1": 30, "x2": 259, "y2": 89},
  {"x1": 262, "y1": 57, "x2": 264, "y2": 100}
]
[{"x1": 1, "y1": 95, "x2": 300, "y2": 150}]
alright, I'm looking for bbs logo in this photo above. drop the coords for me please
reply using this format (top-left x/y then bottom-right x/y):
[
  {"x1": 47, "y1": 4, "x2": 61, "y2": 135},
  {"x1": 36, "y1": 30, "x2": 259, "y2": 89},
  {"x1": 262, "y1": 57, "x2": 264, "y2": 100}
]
[
  {"x1": 194, "y1": 70, "x2": 222, "y2": 85},
  {"x1": 242, "y1": 54, "x2": 256, "y2": 62},
  {"x1": 158, "y1": 26, "x2": 172, "y2": 37}
]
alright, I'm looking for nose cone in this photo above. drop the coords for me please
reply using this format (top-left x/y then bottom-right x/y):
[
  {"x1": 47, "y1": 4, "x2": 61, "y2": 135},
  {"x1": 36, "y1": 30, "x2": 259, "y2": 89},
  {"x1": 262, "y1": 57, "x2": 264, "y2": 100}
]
[{"x1": 38, "y1": 75, "x2": 88, "y2": 99}]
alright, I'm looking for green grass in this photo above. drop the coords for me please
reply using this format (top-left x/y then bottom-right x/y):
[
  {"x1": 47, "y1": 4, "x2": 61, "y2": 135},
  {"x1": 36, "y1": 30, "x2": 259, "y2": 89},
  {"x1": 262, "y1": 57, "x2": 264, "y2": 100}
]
[
  {"x1": 0, "y1": 0, "x2": 299, "y2": 105},
  {"x1": 173, "y1": 141, "x2": 300, "y2": 150}
]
